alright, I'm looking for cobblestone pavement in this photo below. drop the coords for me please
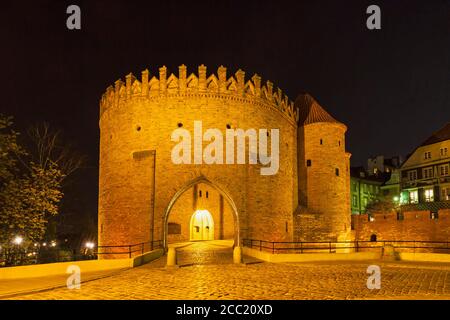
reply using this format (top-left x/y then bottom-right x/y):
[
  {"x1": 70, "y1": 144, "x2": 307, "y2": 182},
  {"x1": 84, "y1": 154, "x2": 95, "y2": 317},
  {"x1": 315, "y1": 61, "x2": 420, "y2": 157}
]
[
  {"x1": 7, "y1": 241, "x2": 450, "y2": 300},
  {"x1": 175, "y1": 240, "x2": 236, "y2": 266}
]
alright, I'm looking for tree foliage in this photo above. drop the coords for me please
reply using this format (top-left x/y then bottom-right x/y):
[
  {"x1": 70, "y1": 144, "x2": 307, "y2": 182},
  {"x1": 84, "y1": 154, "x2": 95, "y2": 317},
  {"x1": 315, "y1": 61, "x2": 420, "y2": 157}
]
[
  {"x1": 26, "y1": 123, "x2": 86, "y2": 180},
  {"x1": 365, "y1": 196, "x2": 400, "y2": 215},
  {"x1": 0, "y1": 115, "x2": 75, "y2": 265},
  {"x1": 0, "y1": 162, "x2": 63, "y2": 244},
  {"x1": 0, "y1": 115, "x2": 25, "y2": 182}
]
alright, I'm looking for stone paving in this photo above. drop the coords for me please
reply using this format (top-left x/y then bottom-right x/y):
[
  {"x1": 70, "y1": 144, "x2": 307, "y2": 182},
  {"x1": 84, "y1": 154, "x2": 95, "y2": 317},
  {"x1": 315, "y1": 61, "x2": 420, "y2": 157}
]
[{"x1": 5, "y1": 241, "x2": 450, "y2": 300}]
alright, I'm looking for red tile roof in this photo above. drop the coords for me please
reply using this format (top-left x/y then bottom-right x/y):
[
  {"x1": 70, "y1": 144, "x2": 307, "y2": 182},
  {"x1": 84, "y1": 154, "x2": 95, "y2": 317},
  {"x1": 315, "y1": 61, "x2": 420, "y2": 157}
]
[
  {"x1": 295, "y1": 93, "x2": 341, "y2": 126},
  {"x1": 420, "y1": 122, "x2": 450, "y2": 147}
]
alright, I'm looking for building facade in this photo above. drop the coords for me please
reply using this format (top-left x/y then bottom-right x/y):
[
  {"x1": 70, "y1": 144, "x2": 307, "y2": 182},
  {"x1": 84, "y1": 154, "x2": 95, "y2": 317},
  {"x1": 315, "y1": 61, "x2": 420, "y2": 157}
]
[
  {"x1": 352, "y1": 124, "x2": 450, "y2": 244},
  {"x1": 98, "y1": 65, "x2": 352, "y2": 257},
  {"x1": 400, "y1": 123, "x2": 450, "y2": 212},
  {"x1": 295, "y1": 94, "x2": 352, "y2": 242},
  {"x1": 350, "y1": 167, "x2": 383, "y2": 215},
  {"x1": 368, "y1": 155, "x2": 403, "y2": 175}
]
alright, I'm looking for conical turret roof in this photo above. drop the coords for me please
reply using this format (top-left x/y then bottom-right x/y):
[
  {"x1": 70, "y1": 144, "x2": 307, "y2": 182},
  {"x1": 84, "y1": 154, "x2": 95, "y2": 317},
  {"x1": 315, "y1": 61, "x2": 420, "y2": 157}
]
[{"x1": 295, "y1": 93, "x2": 341, "y2": 126}]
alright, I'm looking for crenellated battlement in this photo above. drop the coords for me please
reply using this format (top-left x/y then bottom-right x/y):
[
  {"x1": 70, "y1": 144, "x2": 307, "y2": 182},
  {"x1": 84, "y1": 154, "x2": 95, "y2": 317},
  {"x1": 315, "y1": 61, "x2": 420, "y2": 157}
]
[{"x1": 100, "y1": 65, "x2": 298, "y2": 123}]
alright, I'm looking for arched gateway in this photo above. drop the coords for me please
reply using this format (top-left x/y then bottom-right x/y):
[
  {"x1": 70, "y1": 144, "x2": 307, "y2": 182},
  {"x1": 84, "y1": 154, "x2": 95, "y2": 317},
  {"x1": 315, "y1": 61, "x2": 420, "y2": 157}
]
[
  {"x1": 163, "y1": 176, "x2": 240, "y2": 248},
  {"x1": 97, "y1": 64, "x2": 352, "y2": 259}
]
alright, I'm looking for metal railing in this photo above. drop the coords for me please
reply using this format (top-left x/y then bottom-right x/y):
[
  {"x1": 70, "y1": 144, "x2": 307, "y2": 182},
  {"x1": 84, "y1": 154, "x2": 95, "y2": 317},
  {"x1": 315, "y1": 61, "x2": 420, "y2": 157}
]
[
  {"x1": 0, "y1": 251, "x2": 96, "y2": 268},
  {"x1": 242, "y1": 239, "x2": 450, "y2": 254},
  {"x1": 96, "y1": 240, "x2": 163, "y2": 258}
]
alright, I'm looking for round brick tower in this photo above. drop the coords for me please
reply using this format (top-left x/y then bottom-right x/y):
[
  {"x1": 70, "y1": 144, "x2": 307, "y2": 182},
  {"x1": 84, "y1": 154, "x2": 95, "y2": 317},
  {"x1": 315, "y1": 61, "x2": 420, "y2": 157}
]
[
  {"x1": 98, "y1": 65, "x2": 298, "y2": 257},
  {"x1": 295, "y1": 94, "x2": 352, "y2": 242}
]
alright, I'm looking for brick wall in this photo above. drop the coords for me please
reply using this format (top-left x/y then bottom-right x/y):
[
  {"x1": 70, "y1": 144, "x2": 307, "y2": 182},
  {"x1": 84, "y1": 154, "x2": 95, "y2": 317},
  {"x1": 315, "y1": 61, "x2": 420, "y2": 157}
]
[
  {"x1": 167, "y1": 183, "x2": 235, "y2": 243},
  {"x1": 353, "y1": 209, "x2": 450, "y2": 242},
  {"x1": 98, "y1": 65, "x2": 298, "y2": 254},
  {"x1": 295, "y1": 122, "x2": 352, "y2": 242}
]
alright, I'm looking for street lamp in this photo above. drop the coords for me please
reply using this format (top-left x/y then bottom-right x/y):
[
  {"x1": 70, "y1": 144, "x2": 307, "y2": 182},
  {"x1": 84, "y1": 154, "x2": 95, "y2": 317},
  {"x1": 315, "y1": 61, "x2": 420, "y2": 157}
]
[
  {"x1": 11, "y1": 236, "x2": 24, "y2": 266},
  {"x1": 84, "y1": 242, "x2": 95, "y2": 259},
  {"x1": 13, "y1": 236, "x2": 23, "y2": 245},
  {"x1": 85, "y1": 242, "x2": 95, "y2": 250}
]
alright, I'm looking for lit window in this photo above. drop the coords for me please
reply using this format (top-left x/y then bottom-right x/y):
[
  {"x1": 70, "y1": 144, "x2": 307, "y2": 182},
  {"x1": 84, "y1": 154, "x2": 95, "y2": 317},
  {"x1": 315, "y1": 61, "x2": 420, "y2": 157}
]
[
  {"x1": 424, "y1": 188, "x2": 434, "y2": 202},
  {"x1": 409, "y1": 190, "x2": 418, "y2": 204},
  {"x1": 423, "y1": 167, "x2": 434, "y2": 179},
  {"x1": 352, "y1": 195, "x2": 358, "y2": 206},
  {"x1": 440, "y1": 165, "x2": 449, "y2": 176},
  {"x1": 400, "y1": 192, "x2": 409, "y2": 204},
  {"x1": 441, "y1": 188, "x2": 450, "y2": 201},
  {"x1": 408, "y1": 170, "x2": 417, "y2": 181}
]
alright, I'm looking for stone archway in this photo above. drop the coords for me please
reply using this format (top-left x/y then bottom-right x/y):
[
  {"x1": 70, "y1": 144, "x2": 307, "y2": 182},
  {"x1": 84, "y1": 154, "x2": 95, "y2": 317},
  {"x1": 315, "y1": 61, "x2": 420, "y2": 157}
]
[{"x1": 162, "y1": 176, "x2": 240, "y2": 249}]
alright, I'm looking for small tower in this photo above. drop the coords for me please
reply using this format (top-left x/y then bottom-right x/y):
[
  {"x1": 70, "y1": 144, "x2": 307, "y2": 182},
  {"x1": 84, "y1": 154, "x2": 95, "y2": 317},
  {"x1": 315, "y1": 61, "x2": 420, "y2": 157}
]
[{"x1": 295, "y1": 94, "x2": 352, "y2": 242}]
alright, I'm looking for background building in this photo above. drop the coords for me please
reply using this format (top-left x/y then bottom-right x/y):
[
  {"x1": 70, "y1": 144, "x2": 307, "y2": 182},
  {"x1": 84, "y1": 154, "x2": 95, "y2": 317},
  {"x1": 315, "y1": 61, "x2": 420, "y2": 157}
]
[
  {"x1": 352, "y1": 123, "x2": 450, "y2": 244},
  {"x1": 400, "y1": 123, "x2": 450, "y2": 212},
  {"x1": 368, "y1": 155, "x2": 403, "y2": 175},
  {"x1": 350, "y1": 167, "x2": 383, "y2": 214}
]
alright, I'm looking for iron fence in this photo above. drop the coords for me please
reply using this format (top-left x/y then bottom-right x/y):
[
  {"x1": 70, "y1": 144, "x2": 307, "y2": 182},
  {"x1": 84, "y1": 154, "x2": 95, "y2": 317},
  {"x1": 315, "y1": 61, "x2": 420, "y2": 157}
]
[
  {"x1": 0, "y1": 240, "x2": 163, "y2": 267},
  {"x1": 242, "y1": 239, "x2": 450, "y2": 254},
  {"x1": 0, "y1": 251, "x2": 96, "y2": 268},
  {"x1": 96, "y1": 240, "x2": 163, "y2": 258}
]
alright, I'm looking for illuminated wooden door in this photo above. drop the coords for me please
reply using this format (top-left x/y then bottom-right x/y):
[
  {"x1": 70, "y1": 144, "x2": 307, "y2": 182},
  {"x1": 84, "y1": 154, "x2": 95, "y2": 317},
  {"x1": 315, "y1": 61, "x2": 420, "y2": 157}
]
[{"x1": 190, "y1": 210, "x2": 214, "y2": 240}]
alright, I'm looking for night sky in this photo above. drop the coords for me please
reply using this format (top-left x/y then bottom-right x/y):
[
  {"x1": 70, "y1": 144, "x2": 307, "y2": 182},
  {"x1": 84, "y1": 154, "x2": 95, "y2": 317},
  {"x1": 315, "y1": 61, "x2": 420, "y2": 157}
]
[{"x1": 1, "y1": 0, "x2": 449, "y2": 227}]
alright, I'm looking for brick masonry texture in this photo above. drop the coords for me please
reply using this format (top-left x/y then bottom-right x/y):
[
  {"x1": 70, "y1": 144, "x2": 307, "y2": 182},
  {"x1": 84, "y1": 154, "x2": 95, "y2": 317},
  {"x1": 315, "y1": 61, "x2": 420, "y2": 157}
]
[
  {"x1": 98, "y1": 65, "x2": 352, "y2": 254},
  {"x1": 353, "y1": 209, "x2": 450, "y2": 244},
  {"x1": 296, "y1": 123, "x2": 352, "y2": 242}
]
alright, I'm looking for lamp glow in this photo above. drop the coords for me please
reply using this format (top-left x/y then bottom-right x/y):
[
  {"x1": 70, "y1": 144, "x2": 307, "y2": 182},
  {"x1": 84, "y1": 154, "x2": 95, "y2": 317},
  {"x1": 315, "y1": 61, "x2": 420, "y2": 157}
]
[
  {"x1": 85, "y1": 242, "x2": 95, "y2": 249},
  {"x1": 13, "y1": 236, "x2": 23, "y2": 245}
]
